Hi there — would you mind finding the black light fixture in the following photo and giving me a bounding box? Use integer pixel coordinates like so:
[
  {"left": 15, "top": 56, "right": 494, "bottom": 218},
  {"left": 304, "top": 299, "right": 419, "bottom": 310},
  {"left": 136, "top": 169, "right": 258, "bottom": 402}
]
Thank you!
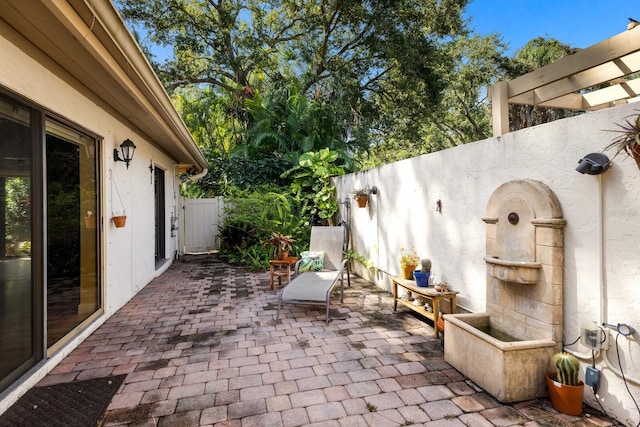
[
  {"left": 575, "top": 152, "right": 610, "bottom": 175},
  {"left": 114, "top": 139, "right": 136, "bottom": 169}
]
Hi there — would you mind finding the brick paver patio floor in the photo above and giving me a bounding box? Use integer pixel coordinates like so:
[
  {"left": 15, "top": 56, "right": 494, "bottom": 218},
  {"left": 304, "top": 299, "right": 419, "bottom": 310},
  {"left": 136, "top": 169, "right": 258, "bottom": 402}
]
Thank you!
[{"left": 39, "top": 255, "right": 620, "bottom": 426}]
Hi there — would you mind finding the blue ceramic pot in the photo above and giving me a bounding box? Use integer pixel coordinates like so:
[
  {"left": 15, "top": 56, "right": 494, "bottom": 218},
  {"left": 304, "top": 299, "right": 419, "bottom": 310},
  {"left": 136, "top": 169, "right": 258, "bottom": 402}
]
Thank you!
[{"left": 413, "top": 270, "right": 430, "bottom": 287}]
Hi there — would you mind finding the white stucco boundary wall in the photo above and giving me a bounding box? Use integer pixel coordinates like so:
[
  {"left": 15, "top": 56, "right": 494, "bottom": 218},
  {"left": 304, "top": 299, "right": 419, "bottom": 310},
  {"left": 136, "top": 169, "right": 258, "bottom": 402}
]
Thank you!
[{"left": 335, "top": 103, "right": 640, "bottom": 426}]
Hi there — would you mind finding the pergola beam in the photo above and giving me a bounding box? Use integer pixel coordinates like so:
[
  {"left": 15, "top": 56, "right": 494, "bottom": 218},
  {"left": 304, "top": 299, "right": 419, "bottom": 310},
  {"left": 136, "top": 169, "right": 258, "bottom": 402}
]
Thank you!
[{"left": 489, "top": 26, "right": 640, "bottom": 136}]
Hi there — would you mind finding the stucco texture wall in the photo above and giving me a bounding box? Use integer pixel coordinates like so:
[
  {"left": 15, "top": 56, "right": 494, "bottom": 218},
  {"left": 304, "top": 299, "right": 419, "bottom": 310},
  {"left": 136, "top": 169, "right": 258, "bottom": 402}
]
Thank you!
[{"left": 335, "top": 102, "right": 640, "bottom": 425}]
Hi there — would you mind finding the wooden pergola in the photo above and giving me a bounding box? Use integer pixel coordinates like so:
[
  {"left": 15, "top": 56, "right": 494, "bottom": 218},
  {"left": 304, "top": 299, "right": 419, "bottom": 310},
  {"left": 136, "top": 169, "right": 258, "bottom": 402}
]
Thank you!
[{"left": 488, "top": 25, "right": 640, "bottom": 136}]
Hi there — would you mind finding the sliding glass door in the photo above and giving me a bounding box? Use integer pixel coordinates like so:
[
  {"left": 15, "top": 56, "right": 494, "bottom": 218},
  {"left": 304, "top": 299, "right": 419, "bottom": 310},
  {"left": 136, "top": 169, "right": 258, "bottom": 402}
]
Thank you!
[
  {"left": 0, "top": 96, "right": 39, "bottom": 392},
  {"left": 45, "top": 121, "right": 100, "bottom": 348},
  {"left": 0, "top": 91, "right": 101, "bottom": 393}
]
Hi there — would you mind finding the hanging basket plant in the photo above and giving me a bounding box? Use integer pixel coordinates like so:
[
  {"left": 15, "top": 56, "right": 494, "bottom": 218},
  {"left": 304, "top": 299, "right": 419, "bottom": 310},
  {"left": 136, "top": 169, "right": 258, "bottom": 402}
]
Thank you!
[
  {"left": 352, "top": 188, "right": 369, "bottom": 208},
  {"left": 112, "top": 215, "right": 127, "bottom": 228},
  {"left": 110, "top": 169, "right": 127, "bottom": 228},
  {"left": 604, "top": 112, "right": 640, "bottom": 170},
  {"left": 84, "top": 211, "right": 97, "bottom": 229}
]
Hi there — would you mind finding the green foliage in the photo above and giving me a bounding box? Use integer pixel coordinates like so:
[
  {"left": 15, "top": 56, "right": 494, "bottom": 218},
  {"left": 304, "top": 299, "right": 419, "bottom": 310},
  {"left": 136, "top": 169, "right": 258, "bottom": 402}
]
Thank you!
[
  {"left": 346, "top": 250, "right": 375, "bottom": 270},
  {"left": 5, "top": 177, "right": 31, "bottom": 246},
  {"left": 116, "top": 0, "right": 470, "bottom": 168},
  {"left": 217, "top": 190, "right": 310, "bottom": 269},
  {"left": 180, "top": 146, "right": 292, "bottom": 198},
  {"left": 358, "top": 32, "right": 509, "bottom": 168},
  {"left": 506, "top": 37, "right": 577, "bottom": 131},
  {"left": 227, "top": 245, "right": 273, "bottom": 271},
  {"left": 282, "top": 149, "right": 346, "bottom": 225},
  {"left": 263, "top": 232, "right": 295, "bottom": 258},
  {"left": 245, "top": 84, "right": 354, "bottom": 167}
]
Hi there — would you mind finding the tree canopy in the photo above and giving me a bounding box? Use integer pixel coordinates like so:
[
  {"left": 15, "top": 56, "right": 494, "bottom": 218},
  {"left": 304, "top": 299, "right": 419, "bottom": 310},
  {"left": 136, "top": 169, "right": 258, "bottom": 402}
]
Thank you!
[
  {"left": 117, "top": 1, "right": 577, "bottom": 189},
  {"left": 119, "top": 0, "right": 470, "bottom": 153}
]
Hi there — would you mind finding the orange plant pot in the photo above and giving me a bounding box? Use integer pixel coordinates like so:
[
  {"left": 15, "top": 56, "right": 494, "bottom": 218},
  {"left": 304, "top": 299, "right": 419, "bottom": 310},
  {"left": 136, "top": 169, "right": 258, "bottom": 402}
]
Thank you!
[
  {"left": 631, "top": 144, "right": 640, "bottom": 170},
  {"left": 355, "top": 196, "right": 368, "bottom": 208},
  {"left": 401, "top": 265, "right": 416, "bottom": 280},
  {"left": 436, "top": 312, "right": 445, "bottom": 334},
  {"left": 112, "top": 215, "right": 127, "bottom": 228},
  {"left": 84, "top": 216, "right": 97, "bottom": 229},
  {"left": 546, "top": 373, "right": 584, "bottom": 416}
]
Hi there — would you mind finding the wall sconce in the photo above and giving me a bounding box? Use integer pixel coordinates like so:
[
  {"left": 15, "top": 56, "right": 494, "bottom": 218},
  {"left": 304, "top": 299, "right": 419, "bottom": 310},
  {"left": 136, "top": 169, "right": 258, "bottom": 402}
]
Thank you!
[
  {"left": 114, "top": 139, "right": 136, "bottom": 169},
  {"left": 576, "top": 153, "right": 609, "bottom": 175}
]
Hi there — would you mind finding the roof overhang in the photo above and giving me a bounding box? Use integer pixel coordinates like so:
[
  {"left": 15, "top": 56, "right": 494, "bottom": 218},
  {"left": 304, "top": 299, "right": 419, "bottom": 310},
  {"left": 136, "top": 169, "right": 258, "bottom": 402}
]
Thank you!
[
  {"left": 0, "top": 0, "right": 207, "bottom": 173},
  {"left": 488, "top": 25, "right": 640, "bottom": 136}
]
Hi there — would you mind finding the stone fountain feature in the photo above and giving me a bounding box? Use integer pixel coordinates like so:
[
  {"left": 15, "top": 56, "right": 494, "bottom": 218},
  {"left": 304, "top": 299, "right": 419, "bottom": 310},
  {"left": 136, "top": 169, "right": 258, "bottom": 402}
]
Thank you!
[{"left": 444, "top": 179, "right": 566, "bottom": 402}]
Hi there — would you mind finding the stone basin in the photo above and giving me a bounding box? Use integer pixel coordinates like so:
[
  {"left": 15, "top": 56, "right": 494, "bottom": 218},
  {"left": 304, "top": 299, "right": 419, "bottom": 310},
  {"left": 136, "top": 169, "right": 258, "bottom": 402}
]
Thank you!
[
  {"left": 444, "top": 313, "right": 556, "bottom": 402},
  {"left": 484, "top": 256, "right": 540, "bottom": 284}
]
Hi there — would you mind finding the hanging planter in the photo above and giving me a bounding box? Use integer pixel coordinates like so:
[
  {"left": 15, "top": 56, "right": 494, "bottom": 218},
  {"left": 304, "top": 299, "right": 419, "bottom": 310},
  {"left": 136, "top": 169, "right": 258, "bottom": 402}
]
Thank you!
[
  {"left": 84, "top": 211, "right": 97, "bottom": 229},
  {"left": 355, "top": 195, "right": 368, "bottom": 208},
  {"left": 352, "top": 188, "right": 369, "bottom": 208},
  {"left": 110, "top": 169, "right": 128, "bottom": 229},
  {"left": 112, "top": 215, "right": 127, "bottom": 228}
]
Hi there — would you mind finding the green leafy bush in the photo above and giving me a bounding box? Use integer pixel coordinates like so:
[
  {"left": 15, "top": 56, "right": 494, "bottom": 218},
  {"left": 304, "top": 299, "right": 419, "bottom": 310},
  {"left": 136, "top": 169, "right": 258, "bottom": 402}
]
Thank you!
[{"left": 218, "top": 190, "right": 310, "bottom": 269}]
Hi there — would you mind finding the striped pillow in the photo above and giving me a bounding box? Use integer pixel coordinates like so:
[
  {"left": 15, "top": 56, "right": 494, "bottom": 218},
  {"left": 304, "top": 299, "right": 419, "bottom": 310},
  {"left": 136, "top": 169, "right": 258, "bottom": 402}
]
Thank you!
[{"left": 298, "top": 251, "right": 324, "bottom": 272}]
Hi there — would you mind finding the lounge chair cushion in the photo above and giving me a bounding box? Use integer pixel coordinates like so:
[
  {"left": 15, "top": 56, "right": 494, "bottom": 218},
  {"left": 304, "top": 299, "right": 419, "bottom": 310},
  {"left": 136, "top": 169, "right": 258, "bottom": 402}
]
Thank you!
[{"left": 298, "top": 251, "right": 324, "bottom": 272}]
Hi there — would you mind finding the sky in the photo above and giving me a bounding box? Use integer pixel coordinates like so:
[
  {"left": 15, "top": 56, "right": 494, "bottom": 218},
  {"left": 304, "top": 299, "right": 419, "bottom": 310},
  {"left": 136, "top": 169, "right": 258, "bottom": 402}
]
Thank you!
[{"left": 464, "top": 0, "right": 639, "bottom": 54}]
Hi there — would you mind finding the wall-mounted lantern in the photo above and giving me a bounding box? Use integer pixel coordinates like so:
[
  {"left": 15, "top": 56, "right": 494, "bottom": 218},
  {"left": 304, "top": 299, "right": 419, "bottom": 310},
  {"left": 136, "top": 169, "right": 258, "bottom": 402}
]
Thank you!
[
  {"left": 575, "top": 152, "right": 609, "bottom": 175},
  {"left": 114, "top": 139, "right": 136, "bottom": 169}
]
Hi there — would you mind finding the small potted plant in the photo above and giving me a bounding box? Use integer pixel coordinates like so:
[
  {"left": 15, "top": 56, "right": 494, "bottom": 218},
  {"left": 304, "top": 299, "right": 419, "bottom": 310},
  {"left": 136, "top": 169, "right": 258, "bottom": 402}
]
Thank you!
[
  {"left": 352, "top": 188, "right": 369, "bottom": 208},
  {"left": 605, "top": 111, "right": 640, "bottom": 170},
  {"left": 546, "top": 352, "right": 584, "bottom": 416},
  {"left": 263, "top": 232, "right": 295, "bottom": 260},
  {"left": 399, "top": 247, "right": 420, "bottom": 280},
  {"left": 414, "top": 258, "right": 431, "bottom": 287},
  {"left": 84, "top": 211, "right": 97, "bottom": 229}
]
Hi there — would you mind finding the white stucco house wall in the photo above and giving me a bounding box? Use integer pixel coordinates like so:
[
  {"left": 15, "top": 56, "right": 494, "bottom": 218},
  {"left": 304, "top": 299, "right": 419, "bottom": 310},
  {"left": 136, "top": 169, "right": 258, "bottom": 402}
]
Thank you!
[{"left": 0, "top": 0, "right": 207, "bottom": 411}]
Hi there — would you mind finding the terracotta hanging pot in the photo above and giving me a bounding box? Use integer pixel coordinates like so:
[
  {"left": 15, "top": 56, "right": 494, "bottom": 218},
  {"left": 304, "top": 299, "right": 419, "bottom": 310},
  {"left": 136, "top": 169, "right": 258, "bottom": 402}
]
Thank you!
[
  {"left": 546, "top": 373, "right": 584, "bottom": 416},
  {"left": 355, "top": 195, "right": 368, "bottom": 208},
  {"left": 112, "top": 215, "right": 127, "bottom": 228},
  {"left": 84, "top": 215, "right": 97, "bottom": 229}
]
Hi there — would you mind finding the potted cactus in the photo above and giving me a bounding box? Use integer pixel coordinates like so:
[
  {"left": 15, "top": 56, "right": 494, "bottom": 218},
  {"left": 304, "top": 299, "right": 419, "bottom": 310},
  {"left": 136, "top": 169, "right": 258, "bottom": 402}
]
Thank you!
[{"left": 546, "top": 352, "right": 584, "bottom": 416}]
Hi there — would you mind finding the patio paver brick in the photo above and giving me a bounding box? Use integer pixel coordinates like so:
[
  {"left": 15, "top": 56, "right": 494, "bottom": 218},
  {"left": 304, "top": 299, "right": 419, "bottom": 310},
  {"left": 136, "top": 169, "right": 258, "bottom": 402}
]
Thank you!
[{"left": 22, "top": 255, "right": 621, "bottom": 427}]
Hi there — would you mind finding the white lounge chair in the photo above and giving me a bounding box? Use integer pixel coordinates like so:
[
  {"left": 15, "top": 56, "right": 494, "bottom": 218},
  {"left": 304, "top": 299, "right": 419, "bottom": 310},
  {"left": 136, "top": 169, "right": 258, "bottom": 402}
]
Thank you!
[{"left": 276, "top": 225, "right": 348, "bottom": 323}]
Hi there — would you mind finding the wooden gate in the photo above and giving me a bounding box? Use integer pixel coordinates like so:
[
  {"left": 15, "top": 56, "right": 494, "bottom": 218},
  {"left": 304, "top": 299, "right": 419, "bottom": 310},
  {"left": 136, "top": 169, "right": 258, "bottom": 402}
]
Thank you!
[{"left": 178, "top": 197, "right": 225, "bottom": 254}]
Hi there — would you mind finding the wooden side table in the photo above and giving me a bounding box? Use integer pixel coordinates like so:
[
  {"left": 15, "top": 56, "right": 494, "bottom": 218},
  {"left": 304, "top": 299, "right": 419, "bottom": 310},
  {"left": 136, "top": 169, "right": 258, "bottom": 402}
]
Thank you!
[
  {"left": 391, "top": 276, "right": 458, "bottom": 338},
  {"left": 269, "top": 257, "right": 298, "bottom": 290}
]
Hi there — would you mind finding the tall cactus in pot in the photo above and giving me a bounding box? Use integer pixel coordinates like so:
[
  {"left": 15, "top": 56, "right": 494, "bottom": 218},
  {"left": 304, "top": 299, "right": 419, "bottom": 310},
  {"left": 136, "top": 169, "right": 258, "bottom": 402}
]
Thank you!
[{"left": 552, "top": 352, "right": 580, "bottom": 386}]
